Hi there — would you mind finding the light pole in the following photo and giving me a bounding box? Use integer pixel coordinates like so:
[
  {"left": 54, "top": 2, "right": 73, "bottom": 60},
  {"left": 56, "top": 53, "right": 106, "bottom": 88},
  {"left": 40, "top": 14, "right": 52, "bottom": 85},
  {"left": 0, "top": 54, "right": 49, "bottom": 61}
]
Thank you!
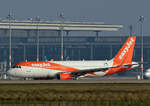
[
  {"left": 24, "top": 45, "right": 26, "bottom": 61},
  {"left": 59, "top": 13, "right": 64, "bottom": 61},
  {"left": 129, "top": 24, "right": 133, "bottom": 36},
  {"left": 7, "top": 12, "right": 13, "bottom": 69},
  {"left": 35, "top": 16, "right": 40, "bottom": 61},
  {"left": 139, "top": 16, "right": 144, "bottom": 79}
]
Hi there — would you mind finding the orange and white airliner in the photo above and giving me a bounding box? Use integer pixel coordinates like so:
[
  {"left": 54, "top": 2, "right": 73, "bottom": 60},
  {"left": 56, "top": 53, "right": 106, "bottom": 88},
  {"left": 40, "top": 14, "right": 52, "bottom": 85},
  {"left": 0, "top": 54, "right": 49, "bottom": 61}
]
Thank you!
[{"left": 7, "top": 36, "right": 138, "bottom": 80}]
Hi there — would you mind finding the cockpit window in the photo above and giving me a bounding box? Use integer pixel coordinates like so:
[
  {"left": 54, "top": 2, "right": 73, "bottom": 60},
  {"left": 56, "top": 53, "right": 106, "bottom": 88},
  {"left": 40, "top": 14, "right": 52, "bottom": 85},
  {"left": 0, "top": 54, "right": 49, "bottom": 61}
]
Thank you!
[{"left": 12, "top": 66, "right": 21, "bottom": 68}]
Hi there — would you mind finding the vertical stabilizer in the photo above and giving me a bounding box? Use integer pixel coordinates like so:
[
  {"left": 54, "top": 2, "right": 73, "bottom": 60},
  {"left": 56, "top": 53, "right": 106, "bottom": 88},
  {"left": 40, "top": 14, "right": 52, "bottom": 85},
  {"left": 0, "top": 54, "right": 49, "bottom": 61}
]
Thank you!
[{"left": 113, "top": 36, "right": 136, "bottom": 66}]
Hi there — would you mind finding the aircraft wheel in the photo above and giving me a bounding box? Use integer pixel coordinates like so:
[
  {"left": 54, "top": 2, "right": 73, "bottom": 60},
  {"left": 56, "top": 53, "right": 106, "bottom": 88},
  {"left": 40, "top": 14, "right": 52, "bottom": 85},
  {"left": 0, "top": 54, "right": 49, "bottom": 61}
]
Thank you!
[{"left": 72, "top": 76, "right": 78, "bottom": 80}]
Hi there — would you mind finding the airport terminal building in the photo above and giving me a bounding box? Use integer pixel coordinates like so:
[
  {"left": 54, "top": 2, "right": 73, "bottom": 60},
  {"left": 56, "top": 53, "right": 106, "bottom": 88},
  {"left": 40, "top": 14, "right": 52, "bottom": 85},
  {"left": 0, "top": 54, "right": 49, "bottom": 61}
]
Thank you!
[{"left": 0, "top": 19, "right": 148, "bottom": 77}]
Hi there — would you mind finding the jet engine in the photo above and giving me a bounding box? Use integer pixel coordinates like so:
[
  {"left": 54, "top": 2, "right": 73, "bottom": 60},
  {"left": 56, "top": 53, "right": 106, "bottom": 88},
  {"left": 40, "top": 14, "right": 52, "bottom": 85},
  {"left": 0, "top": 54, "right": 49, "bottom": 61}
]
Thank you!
[{"left": 57, "top": 73, "right": 73, "bottom": 80}]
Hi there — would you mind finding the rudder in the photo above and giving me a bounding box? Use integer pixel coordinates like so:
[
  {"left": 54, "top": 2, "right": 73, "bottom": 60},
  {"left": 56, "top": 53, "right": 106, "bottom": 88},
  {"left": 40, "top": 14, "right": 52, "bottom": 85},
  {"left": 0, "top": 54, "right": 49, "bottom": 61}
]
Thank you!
[{"left": 113, "top": 36, "right": 136, "bottom": 66}]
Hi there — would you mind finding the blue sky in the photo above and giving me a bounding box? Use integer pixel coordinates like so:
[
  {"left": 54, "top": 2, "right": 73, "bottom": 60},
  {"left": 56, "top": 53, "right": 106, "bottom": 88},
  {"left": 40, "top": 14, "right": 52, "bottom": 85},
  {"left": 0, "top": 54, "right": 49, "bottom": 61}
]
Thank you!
[{"left": 0, "top": 0, "right": 149, "bottom": 36}]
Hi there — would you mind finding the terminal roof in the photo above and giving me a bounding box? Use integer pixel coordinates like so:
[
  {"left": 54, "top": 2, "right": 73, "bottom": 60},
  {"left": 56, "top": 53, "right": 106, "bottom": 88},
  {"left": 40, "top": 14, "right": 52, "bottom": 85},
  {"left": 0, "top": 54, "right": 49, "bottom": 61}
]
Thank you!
[{"left": 0, "top": 20, "right": 123, "bottom": 31}]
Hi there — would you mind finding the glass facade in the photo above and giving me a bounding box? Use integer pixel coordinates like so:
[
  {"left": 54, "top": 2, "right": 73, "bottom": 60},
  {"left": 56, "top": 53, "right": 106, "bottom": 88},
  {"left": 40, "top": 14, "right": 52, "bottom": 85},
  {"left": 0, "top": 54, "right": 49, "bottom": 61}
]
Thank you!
[{"left": 0, "top": 29, "right": 149, "bottom": 76}]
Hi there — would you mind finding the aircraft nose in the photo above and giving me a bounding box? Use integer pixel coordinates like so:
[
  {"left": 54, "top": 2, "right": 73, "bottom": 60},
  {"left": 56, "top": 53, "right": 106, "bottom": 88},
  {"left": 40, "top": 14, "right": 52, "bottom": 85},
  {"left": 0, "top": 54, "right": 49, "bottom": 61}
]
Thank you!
[
  {"left": 7, "top": 69, "right": 11, "bottom": 75},
  {"left": 7, "top": 69, "right": 14, "bottom": 76}
]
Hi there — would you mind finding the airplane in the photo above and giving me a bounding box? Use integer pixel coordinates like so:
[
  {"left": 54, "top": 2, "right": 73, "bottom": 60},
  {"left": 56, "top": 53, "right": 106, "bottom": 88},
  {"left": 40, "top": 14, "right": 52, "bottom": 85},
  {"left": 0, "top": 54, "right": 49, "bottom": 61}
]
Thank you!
[
  {"left": 7, "top": 36, "right": 139, "bottom": 80},
  {"left": 144, "top": 69, "right": 150, "bottom": 78}
]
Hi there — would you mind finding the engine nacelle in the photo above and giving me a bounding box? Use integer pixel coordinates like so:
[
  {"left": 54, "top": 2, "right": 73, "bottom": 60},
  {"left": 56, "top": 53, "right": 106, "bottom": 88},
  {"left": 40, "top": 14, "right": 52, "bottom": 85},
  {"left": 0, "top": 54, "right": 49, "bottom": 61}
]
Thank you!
[{"left": 57, "top": 73, "right": 73, "bottom": 80}]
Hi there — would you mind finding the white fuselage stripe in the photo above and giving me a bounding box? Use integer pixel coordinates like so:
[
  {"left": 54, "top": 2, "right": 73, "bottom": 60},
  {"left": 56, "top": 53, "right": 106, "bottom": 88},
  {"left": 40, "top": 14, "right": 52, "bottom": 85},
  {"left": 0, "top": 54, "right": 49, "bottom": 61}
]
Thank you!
[{"left": 8, "top": 60, "right": 114, "bottom": 78}]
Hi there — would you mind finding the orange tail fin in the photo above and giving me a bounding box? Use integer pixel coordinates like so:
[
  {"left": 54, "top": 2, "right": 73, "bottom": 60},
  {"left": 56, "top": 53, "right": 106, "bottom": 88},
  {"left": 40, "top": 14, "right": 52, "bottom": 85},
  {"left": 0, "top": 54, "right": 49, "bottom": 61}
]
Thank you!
[{"left": 113, "top": 36, "right": 136, "bottom": 66}]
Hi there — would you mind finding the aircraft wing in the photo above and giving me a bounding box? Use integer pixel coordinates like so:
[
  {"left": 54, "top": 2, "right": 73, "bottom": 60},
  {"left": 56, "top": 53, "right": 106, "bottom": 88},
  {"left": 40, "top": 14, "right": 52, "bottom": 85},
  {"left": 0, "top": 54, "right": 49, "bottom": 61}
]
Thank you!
[
  {"left": 66, "top": 63, "right": 138, "bottom": 77},
  {"left": 67, "top": 65, "right": 119, "bottom": 77}
]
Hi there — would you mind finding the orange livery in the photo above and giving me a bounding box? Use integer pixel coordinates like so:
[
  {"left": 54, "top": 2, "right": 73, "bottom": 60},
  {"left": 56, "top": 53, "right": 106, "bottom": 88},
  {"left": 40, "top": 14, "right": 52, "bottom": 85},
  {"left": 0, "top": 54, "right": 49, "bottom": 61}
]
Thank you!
[{"left": 8, "top": 36, "right": 138, "bottom": 80}]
